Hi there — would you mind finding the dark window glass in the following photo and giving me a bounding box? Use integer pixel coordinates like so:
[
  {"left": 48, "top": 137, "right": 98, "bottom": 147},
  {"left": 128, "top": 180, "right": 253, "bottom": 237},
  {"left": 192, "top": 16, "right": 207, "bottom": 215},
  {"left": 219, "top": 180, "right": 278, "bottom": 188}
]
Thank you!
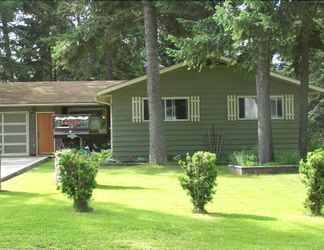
[
  {"left": 144, "top": 99, "right": 149, "bottom": 121},
  {"left": 165, "top": 99, "right": 173, "bottom": 120},
  {"left": 175, "top": 99, "right": 188, "bottom": 119},
  {"left": 239, "top": 98, "right": 245, "bottom": 119},
  {"left": 143, "top": 99, "right": 164, "bottom": 121},
  {"left": 277, "top": 98, "right": 283, "bottom": 117}
]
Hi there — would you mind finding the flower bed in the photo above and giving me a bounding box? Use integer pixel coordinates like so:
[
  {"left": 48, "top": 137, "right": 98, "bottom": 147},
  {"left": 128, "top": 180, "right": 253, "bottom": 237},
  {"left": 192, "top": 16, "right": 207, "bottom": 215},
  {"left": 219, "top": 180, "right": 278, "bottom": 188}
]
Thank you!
[{"left": 229, "top": 164, "right": 298, "bottom": 175}]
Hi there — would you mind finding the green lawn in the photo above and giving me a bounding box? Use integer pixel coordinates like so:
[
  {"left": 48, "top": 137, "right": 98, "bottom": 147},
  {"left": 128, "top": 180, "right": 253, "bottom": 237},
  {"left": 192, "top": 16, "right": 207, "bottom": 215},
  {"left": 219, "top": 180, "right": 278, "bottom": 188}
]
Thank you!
[{"left": 0, "top": 160, "right": 323, "bottom": 250}]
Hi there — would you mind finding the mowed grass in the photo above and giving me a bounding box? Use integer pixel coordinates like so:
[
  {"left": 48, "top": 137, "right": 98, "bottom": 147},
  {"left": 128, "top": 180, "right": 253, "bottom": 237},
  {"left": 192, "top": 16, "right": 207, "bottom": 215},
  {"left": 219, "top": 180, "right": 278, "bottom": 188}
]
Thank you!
[{"left": 0, "top": 160, "right": 324, "bottom": 250}]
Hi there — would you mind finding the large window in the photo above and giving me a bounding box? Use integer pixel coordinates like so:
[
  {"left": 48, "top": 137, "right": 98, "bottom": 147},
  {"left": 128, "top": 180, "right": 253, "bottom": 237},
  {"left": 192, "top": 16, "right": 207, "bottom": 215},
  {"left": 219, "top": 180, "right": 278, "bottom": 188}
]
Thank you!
[
  {"left": 238, "top": 96, "right": 284, "bottom": 120},
  {"left": 143, "top": 97, "right": 189, "bottom": 121}
]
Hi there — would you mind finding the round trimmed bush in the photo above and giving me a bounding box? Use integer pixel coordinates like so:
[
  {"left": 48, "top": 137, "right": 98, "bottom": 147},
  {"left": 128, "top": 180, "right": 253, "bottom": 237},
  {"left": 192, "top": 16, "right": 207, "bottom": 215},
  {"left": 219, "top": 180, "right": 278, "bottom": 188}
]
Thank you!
[
  {"left": 178, "top": 151, "right": 218, "bottom": 213},
  {"left": 299, "top": 149, "right": 324, "bottom": 216}
]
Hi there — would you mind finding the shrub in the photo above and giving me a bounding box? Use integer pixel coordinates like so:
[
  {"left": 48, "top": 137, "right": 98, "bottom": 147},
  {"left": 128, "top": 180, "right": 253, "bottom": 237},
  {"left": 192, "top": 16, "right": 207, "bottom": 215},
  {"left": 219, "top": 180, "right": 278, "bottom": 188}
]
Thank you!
[
  {"left": 299, "top": 149, "right": 324, "bottom": 216},
  {"left": 230, "top": 150, "right": 258, "bottom": 166},
  {"left": 274, "top": 150, "right": 299, "bottom": 165},
  {"left": 58, "top": 149, "right": 99, "bottom": 212},
  {"left": 178, "top": 151, "right": 218, "bottom": 213},
  {"left": 91, "top": 150, "right": 112, "bottom": 166}
]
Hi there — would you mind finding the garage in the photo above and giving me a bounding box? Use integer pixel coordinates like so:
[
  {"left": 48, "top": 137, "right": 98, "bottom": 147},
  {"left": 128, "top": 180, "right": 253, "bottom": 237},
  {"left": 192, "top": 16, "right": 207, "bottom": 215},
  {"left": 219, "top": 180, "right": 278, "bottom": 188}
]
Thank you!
[
  {"left": 0, "top": 112, "right": 29, "bottom": 156},
  {"left": 0, "top": 81, "right": 117, "bottom": 156}
]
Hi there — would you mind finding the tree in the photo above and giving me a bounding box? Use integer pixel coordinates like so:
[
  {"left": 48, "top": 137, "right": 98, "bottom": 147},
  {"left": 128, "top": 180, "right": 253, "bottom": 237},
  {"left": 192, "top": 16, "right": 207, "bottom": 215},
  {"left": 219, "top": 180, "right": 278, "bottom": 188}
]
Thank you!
[
  {"left": 216, "top": 1, "right": 282, "bottom": 163},
  {"left": 286, "top": 1, "right": 322, "bottom": 159},
  {"left": 274, "top": 1, "right": 323, "bottom": 158},
  {"left": 52, "top": 0, "right": 144, "bottom": 81},
  {"left": 0, "top": 0, "right": 21, "bottom": 81},
  {"left": 143, "top": 0, "right": 167, "bottom": 164},
  {"left": 170, "top": 1, "right": 280, "bottom": 163}
]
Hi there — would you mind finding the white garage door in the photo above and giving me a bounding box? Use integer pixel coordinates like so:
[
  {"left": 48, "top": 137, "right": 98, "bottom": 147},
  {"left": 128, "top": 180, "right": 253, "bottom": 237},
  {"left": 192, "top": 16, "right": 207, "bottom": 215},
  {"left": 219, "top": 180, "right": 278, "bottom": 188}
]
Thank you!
[{"left": 0, "top": 112, "right": 29, "bottom": 156}]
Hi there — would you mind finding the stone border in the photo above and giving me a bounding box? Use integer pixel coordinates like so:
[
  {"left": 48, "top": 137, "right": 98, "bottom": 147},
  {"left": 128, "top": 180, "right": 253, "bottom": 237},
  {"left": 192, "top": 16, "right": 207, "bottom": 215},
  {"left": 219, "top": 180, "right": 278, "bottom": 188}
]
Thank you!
[{"left": 229, "top": 164, "right": 298, "bottom": 175}]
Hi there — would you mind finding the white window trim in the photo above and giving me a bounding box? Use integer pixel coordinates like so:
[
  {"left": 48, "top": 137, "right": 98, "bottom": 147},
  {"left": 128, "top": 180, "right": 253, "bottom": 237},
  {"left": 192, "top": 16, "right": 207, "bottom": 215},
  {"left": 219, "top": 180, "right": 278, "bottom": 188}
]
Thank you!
[
  {"left": 163, "top": 97, "right": 190, "bottom": 122},
  {"left": 142, "top": 97, "right": 190, "bottom": 122},
  {"left": 237, "top": 95, "right": 285, "bottom": 120}
]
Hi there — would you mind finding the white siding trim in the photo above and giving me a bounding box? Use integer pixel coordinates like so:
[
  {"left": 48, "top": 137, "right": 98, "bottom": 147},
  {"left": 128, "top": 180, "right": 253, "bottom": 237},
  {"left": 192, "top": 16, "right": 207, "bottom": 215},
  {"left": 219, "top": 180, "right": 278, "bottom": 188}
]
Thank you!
[
  {"left": 132, "top": 97, "right": 143, "bottom": 123},
  {"left": 284, "top": 95, "right": 295, "bottom": 120},
  {"left": 227, "top": 95, "right": 238, "bottom": 120},
  {"left": 190, "top": 96, "right": 200, "bottom": 122}
]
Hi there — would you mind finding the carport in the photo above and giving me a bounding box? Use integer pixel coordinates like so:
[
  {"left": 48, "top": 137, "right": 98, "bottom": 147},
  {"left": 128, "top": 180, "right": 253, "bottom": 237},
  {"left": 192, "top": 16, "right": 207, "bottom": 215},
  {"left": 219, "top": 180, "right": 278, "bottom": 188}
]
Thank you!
[{"left": 0, "top": 156, "right": 48, "bottom": 182}]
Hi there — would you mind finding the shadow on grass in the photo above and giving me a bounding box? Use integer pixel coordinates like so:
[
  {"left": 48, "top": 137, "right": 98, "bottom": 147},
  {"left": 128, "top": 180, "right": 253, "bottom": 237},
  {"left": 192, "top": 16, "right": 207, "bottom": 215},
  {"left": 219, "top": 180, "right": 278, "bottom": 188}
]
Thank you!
[
  {"left": 206, "top": 212, "right": 276, "bottom": 221},
  {"left": 0, "top": 190, "right": 57, "bottom": 200},
  {"left": 96, "top": 184, "right": 153, "bottom": 190},
  {"left": 1, "top": 189, "right": 324, "bottom": 249},
  {"left": 102, "top": 163, "right": 183, "bottom": 176}
]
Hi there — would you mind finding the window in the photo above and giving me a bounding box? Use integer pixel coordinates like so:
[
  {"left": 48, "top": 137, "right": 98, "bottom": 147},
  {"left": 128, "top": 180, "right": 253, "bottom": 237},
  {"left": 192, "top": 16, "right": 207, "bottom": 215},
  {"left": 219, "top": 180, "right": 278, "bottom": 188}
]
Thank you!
[
  {"left": 143, "top": 99, "right": 149, "bottom": 121},
  {"left": 164, "top": 98, "right": 189, "bottom": 121},
  {"left": 238, "top": 96, "right": 284, "bottom": 120},
  {"left": 238, "top": 97, "right": 257, "bottom": 119},
  {"left": 143, "top": 97, "right": 189, "bottom": 121},
  {"left": 271, "top": 96, "right": 283, "bottom": 119},
  {"left": 143, "top": 99, "right": 165, "bottom": 121}
]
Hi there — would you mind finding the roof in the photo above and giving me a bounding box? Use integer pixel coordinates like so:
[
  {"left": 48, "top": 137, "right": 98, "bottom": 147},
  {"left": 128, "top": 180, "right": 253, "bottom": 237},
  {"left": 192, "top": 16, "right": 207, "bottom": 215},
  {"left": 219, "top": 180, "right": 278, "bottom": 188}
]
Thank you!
[
  {"left": 0, "top": 80, "right": 125, "bottom": 107},
  {"left": 96, "top": 63, "right": 324, "bottom": 97}
]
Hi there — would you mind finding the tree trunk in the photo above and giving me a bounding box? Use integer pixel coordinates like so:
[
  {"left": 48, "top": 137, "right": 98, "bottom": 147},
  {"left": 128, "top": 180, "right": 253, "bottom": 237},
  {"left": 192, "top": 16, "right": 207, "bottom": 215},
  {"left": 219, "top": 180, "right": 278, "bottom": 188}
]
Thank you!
[
  {"left": 256, "top": 37, "right": 273, "bottom": 164},
  {"left": 2, "top": 18, "right": 13, "bottom": 81},
  {"left": 143, "top": 0, "right": 167, "bottom": 164},
  {"left": 297, "top": 11, "right": 311, "bottom": 160},
  {"left": 105, "top": 49, "right": 113, "bottom": 80}
]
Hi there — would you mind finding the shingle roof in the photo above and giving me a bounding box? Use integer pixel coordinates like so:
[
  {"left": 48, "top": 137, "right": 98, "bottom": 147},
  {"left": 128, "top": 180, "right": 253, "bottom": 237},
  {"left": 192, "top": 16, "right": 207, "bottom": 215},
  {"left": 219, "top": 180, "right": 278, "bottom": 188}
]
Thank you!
[
  {"left": 0, "top": 80, "right": 125, "bottom": 107},
  {"left": 97, "top": 63, "right": 324, "bottom": 97}
]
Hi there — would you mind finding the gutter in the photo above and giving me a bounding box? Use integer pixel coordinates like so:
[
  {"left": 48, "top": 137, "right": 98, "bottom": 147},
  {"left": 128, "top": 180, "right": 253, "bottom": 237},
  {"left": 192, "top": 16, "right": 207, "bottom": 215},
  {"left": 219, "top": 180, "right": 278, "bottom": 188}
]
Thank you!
[{"left": 0, "top": 102, "right": 100, "bottom": 108}]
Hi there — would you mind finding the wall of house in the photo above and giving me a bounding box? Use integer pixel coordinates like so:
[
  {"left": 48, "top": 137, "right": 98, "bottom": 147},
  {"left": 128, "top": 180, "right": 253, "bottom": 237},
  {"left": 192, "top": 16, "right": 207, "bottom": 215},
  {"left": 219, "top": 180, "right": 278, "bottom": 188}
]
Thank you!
[
  {"left": 110, "top": 64, "right": 300, "bottom": 161},
  {"left": 0, "top": 106, "right": 61, "bottom": 156}
]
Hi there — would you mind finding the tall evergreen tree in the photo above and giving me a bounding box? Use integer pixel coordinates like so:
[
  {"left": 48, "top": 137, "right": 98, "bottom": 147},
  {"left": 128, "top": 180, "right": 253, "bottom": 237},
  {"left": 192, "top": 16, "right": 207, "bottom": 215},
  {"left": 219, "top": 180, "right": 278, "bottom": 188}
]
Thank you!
[
  {"left": 0, "top": 0, "right": 21, "bottom": 81},
  {"left": 170, "top": 0, "right": 281, "bottom": 163},
  {"left": 143, "top": 0, "right": 167, "bottom": 164}
]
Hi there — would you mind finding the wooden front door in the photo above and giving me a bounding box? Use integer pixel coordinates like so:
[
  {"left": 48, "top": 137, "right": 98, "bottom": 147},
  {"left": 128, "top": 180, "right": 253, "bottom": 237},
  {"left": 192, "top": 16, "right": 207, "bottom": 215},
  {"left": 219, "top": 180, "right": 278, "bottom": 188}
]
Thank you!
[{"left": 37, "top": 113, "right": 54, "bottom": 155}]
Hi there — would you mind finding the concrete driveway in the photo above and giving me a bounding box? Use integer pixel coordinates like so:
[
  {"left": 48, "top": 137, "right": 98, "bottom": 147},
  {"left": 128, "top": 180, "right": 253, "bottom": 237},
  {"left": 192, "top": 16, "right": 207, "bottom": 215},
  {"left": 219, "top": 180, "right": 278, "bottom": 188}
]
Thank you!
[{"left": 0, "top": 157, "right": 48, "bottom": 182}]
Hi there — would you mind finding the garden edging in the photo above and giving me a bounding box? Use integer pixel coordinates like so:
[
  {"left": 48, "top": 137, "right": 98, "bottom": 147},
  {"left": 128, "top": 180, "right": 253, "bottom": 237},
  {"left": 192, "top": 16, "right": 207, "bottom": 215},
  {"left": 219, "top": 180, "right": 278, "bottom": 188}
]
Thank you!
[{"left": 229, "top": 164, "right": 298, "bottom": 175}]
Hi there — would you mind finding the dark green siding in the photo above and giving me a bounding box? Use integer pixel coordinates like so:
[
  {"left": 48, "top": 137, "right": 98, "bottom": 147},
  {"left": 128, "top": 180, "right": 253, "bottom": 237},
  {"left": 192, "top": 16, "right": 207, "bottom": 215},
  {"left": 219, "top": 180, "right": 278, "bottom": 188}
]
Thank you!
[{"left": 111, "top": 65, "right": 299, "bottom": 161}]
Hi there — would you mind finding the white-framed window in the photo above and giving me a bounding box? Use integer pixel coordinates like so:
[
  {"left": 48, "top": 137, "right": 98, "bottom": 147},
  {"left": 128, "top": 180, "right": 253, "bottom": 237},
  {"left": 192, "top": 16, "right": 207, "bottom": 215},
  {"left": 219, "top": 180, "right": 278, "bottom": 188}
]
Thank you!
[
  {"left": 271, "top": 96, "right": 284, "bottom": 119},
  {"left": 238, "top": 96, "right": 284, "bottom": 120},
  {"left": 164, "top": 97, "right": 189, "bottom": 121},
  {"left": 238, "top": 96, "right": 258, "bottom": 120},
  {"left": 143, "top": 97, "right": 189, "bottom": 121}
]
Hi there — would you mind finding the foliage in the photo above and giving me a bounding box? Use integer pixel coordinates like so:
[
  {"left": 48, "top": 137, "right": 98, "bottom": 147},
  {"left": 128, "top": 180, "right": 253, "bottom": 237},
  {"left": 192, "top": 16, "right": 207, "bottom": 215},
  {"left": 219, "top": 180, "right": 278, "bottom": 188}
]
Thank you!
[
  {"left": 230, "top": 150, "right": 258, "bottom": 166},
  {"left": 90, "top": 150, "right": 112, "bottom": 166},
  {"left": 57, "top": 149, "right": 99, "bottom": 212},
  {"left": 309, "top": 98, "right": 324, "bottom": 150},
  {"left": 231, "top": 149, "right": 299, "bottom": 166},
  {"left": 274, "top": 150, "right": 299, "bottom": 165},
  {"left": 178, "top": 151, "right": 218, "bottom": 213},
  {"left": 299, "top": 149, "right": 324, "bottom": 216}
]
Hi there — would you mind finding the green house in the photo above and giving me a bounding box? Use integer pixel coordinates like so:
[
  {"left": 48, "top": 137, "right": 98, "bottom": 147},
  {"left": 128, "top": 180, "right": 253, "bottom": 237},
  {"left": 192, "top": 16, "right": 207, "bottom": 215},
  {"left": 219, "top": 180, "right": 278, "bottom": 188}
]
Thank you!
[{"left": 97, "top": 63, "right": 324, "bottom": 162}]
